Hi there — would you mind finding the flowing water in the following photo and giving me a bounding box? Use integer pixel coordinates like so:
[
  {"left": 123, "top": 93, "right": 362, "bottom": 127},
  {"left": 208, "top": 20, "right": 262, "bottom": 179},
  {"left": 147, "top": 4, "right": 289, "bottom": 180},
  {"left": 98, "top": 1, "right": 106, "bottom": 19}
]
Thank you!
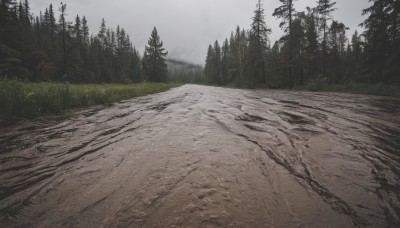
[{"left": 1, "top": 85, "right": 399, "bottom": 227}]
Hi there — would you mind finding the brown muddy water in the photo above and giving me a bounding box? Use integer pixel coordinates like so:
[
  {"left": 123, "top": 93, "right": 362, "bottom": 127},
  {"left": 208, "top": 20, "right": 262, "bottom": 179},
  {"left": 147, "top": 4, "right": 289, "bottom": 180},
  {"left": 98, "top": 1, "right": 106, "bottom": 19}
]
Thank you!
[{"left": 0, "top": 85, "right": 399, "bottom": 227}]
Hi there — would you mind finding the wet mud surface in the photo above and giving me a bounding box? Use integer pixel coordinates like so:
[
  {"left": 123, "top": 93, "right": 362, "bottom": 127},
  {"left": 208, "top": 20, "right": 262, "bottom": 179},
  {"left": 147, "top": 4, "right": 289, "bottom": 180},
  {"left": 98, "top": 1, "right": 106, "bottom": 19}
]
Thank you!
[{"left": 1, "top": 85, "right": 400, "bottom": 227}]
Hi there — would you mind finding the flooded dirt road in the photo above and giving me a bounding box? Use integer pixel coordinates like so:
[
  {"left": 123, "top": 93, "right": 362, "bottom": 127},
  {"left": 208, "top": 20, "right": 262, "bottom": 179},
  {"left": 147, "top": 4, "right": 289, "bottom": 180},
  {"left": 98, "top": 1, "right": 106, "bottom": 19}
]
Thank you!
[{"left": 1, "top": 85, "right": 400, "bottom": 227}]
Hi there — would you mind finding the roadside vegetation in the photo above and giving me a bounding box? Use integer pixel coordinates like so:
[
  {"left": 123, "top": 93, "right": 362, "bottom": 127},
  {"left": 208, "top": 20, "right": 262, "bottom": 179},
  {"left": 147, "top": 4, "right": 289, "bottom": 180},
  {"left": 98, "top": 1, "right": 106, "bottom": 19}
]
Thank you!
[
  {"left": 0, "top": 81, "right": 179, "bottom": 125},
  {"left": 295, "top": 82, "right": 400, "bottom": 98}
]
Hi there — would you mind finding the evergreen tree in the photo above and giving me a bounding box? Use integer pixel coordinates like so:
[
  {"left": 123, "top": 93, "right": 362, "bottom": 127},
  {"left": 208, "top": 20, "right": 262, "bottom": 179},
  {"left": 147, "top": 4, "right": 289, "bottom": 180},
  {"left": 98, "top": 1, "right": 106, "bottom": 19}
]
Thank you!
[
  {"left": 23, "top": 0, "right": 30, "bottom": 26},
  {"left": 273, "top": 0, "right": 295, "bottom": 85},
  {"left": 48, "top": 3, "right": 56, "bottom": 39},
  {"left": 248, "top": 0, "right": 271, "bottom": 85},
  {"left": 0, "top": 0, "right": 16, "bottom": 26},
  {"left": 82, "top": 16, "right": 89, "bottom": 49},
  {"left": 316, "top": 0, "right": 337, "bottom": 79},
  {"left": 43, "top": 8, "right": 49, "bottom": 32},
  {"left": 221, "top": 39, "right": 229, "bottom": 85},
  {"left": 143, "top": 27, "right": 168, "bottom": 82},
  {"left": 232, "top": 26, "right": 248, "bottom": 86},
  {"left": 59, "top": 2, "right": 68, "bottom": 75},
  {"left": 351, "top": 30, "right": 362, "bottom": 66},
  {"left": 304, "top": 7, "right": 319, "bottom": 81},
  {"left": 213, "top": 40, "right": 222, "bottom": 85},
  {"left": 327, "top": 20, "right": 347, "bottom": 82},
  {"left": 361, "top": 0, "right": 400, "bottom": 83},
  {"left": 98, "top": 18, "right": 106, "bottom": 46},
  {"left": 0, "top": 0, "right": 17, "bottom": 40},
  {"left": 291, "top": 16, "right": 306, "bottom": 85},
  {"left": 74, "top": 15, "right": 82, "bottom": 46},
  {"left": 205, "top": 45, "right": 214, "bottom": 84}
]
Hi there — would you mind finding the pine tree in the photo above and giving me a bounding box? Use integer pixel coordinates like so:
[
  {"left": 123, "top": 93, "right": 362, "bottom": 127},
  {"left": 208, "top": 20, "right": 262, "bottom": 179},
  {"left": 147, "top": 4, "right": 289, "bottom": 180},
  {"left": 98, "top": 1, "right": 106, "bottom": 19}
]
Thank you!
[
  {"left": 273, "top": 0, "right": 295, "bottom": 85},
  {"left": 291, "top": 16, "right": 306, "bottom": 85},
  {"left": 327, "top": 20, "right": 347, "bottom": 82},
  {"left": 268, "top": 41, "right": 282, "bottom": 86},
  {"left": 130, "top": 48, "right": 142, "bottom": 83},
  {"left": 213, "top": 40, "right": 222, "bottom": 85},
  {"left": 143, "top": 27, "right": 168, "bottom": 82},
  {"left": 82, "top": 16, "right": 89, "bottom": 49},
  {"left": 316, "top": 0, "right": 337, "bottom": 79},
  {"left": 0, "top": 0, "right": 16, "bottom": 40},
  {"left": 23, "top": 0, "right": 30, "bottom": 26},
  {"left": 98, "top": 18, "right": 107, "bottom": 48},
  {"left": 205, "top": 45, "right": 214, "bottom": 84},
  {"left": 351, "top": 30, "right": 361, "bottom": 65},
  {"left": 48, "top": 4, "right": 56, "bottom": 39},
  {"left": 248, "top": 0, "right": 271, "bottom": 85},
  {"left": 231, "top": 26, "right": 248, "bottom": 86},
  {"left": 221, "top": 39, "right": 229, "bottom": 85},
  {"left": 74, "top": 15, "right": 82, "bottom": 46},
  {"left": 17, "top": 2, "right": 23, "bottom": 22},
  {"left": 361, "top": 0, "right": 400, "bottom": 83},
  {"left": 0, "top": 0, "right": 16, "bottom": 26},
  {"left": 59, "top": 2, "right": 68, "bottom": 75},
  {"left": 42, "top": 8, "right": 49, "bottom": 32},
  {"left": 304, "top": 7, "right": 319, "bottom": 81}
]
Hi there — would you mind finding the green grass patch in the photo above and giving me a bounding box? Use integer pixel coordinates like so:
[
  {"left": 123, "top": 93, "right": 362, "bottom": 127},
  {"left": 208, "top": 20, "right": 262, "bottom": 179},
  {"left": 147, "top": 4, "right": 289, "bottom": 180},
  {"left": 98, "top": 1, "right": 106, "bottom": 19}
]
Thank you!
[
  {"left": 0, "top": 81, "right": 180, "bottom": 125},
  {"left": 295, "top": 82, "right": 400, "bottom": 98}
]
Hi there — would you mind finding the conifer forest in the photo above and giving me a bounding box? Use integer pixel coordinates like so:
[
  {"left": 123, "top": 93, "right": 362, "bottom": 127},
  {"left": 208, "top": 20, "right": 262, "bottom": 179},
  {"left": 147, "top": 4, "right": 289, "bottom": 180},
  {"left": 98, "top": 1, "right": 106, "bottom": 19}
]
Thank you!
[{"left": 205, "top": 0, "right": 400, "bottom": 88}]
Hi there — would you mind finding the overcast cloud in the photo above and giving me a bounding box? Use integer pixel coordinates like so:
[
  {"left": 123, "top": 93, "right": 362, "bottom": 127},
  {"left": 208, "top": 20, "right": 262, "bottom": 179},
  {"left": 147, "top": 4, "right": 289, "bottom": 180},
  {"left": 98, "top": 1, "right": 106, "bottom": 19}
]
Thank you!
[{"left": 30, "top": 0, "right": 370, "bottom": 65}]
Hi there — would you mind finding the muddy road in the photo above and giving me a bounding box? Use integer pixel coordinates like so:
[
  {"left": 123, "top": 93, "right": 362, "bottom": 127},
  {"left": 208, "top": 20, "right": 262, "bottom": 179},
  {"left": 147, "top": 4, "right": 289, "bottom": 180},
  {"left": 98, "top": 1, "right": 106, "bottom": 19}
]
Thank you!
[{"left": 1, "top": 85, "right": 400, "bottom": 227}]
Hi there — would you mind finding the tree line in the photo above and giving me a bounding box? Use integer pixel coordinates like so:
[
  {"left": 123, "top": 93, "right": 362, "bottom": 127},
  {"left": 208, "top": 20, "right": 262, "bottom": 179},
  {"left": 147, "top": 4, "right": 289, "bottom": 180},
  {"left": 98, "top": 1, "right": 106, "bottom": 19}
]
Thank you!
[
  {"left": 205, "top": 0, "right": 400, "bottom": 88},
  {"left": 0, "top": 0, "right": 177, "bottom": 83}
]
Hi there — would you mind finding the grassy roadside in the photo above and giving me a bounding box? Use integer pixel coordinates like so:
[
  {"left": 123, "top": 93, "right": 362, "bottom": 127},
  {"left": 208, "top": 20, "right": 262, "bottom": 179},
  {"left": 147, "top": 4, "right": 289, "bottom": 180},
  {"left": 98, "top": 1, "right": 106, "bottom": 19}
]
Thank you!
[
  {"left": 212, "top": 81, "right": 400, "bottom": 98},
  {"left": 0, "top": 81, "right": 180, "bottom": 126},
  {"left": 294, "top": 82, "right": 400, "bottom": 98}
]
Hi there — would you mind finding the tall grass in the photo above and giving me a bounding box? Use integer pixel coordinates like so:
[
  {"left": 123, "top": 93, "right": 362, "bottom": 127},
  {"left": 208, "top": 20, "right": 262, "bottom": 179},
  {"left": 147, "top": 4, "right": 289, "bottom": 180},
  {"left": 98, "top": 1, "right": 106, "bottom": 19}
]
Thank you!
[
  {"left": 0, "top": 81, "right": 179, "bottom": 125},
  {"left": 296, "top": 82, "right": 400, "bottom": 98}
]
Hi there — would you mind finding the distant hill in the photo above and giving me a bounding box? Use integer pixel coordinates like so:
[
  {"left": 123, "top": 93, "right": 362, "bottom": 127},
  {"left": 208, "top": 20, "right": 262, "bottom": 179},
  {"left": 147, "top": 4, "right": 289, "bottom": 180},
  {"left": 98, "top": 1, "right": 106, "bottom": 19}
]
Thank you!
[{"left": 167, "top": 59, "right": 204, "bottom": 84}]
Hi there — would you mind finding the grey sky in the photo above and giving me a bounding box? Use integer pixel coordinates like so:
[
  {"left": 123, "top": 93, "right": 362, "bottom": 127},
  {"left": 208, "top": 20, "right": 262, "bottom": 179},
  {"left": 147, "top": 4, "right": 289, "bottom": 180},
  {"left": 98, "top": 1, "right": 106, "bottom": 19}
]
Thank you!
[{"left": 30, "top": 0, "right": 370, "bottom": 65}]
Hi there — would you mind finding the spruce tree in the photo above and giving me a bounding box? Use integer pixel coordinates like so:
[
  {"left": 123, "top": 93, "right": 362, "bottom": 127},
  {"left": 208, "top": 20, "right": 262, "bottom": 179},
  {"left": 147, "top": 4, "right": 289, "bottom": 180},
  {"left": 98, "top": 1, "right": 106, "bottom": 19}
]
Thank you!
[
  {"left": 304, "top": 7, "right": 319, "bottom": 81},
  {"left": 98, "top": 18, "right": 106, "bottom": 46},
  {"left": 327, "top": 20, "right": 347, "bottom": 82},
  {"left": 316, "top": 0, "right": 336, "bottom": 79},
  {"left": 23, "top": 0, "right": 30, "bottom": 26},
  {"left": 213, "top": 40, "right": 222, "bottom": 85},
  {"left": 48, "top": 4, "right": 56, "bottom": 39},
  {"left": 82, "top": 16, "right": 89, "bottom": 49},
  {"left": 74, "top": 15, "right": 82, "bottom": 46},
  {"left": 0, "top": 0, "right": 16, "bottom": 26},
  {"left": 273, "top": 0, "right": 295, "bottom": 85},
  {"left": 232, "top": 26, "right": 248, "bottom": 86},
  {"left": 249, "top": 0, "right": 271, "bottom": 85},
  {"left": 205, "top": 45, "right": 214, "bottom": 84},
  {"left": 361, "top": 0, "right": 400, "bottom": 83},
  {"left": 143, "top": 27, "right": 168, "bottom": 82},
  {"left": 351, "top": 30, "right": 361, "bottom": 65},
  {"left": 43, "top": 8, "right": 49, "bottom": 32},
  {"left": 221, "top": 39, "right": 229, "bottom": 85},
  {"left": 59, "top": 2, "right": 68, "bottom": 75},
  {"left": 0, "top": 0, "right": 16, "bottom": 41}
]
